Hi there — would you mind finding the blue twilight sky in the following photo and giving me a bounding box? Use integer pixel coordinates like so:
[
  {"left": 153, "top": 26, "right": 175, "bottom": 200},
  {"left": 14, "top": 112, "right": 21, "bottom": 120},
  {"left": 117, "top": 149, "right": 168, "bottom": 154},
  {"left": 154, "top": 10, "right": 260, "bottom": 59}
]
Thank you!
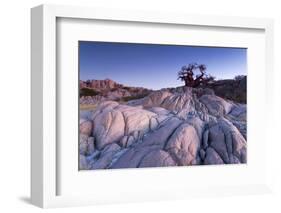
[{"left": 79, "top": 41, "right": 247, "bottom": 90}]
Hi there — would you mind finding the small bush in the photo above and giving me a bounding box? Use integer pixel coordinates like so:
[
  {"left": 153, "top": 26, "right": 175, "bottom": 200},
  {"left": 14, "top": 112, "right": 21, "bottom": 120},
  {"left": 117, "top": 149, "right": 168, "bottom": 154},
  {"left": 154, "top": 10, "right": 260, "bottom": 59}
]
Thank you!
[
  {"left": 122, "top": 86, "right": 130, "bottom": 90},
  {"left": 80, "top": 88, "right": 100, "bottom": 97},
  {"left": 121, "top": 93, "right": 150, "bottom": 102}
]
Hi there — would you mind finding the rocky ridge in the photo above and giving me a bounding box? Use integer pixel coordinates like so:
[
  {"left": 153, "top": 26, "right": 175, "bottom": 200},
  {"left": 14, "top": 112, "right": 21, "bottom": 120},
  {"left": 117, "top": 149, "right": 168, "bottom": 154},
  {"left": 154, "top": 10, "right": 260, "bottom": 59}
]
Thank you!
[
  {"left": 80, "top": 79, "right": 152, "bottom": 105},
  {"left": 80, "top": 78, "right": 123, "bottom": 90}
]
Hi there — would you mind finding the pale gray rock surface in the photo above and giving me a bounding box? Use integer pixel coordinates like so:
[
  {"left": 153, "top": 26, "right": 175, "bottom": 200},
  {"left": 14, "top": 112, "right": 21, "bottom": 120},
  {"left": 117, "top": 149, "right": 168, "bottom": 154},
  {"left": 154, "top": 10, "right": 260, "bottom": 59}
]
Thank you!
[
  {"left": 79, "top": 154, "right": 89, "bottom": 170},
  {"left": 80, "top": 95, "right": 106, "bottom": 105},
  {"left": 90, "top": 143, "right": 121, "bottom": 169},
  {"left": 79, "top": 134, "right": 95, "bottom": 155},
  {"left": 79, "top": 87, "right": 247, "bottom": 169},
  {"left": 165, "top": 123, "right": 201, "bottom": 165},
  {"left": 138, "top": 150, "right": 176, "bottom": 167},
  {"left": 204, "top": 147, "right": 224, "bottom": 165},
  {"left": 92, "top": 102, "right": 156, "bottom": 149},
  {"left": 199, "top": 94, "right": 233, "bottom": 116},
  {"left": 79, "top": 119, "right": 93, "bottom": 136},
  {"left": 93, "top": 107, "right": 125, "bottom": 149},
  {"left": 105, "top": 89, "right": 132, "bottom": 100}
]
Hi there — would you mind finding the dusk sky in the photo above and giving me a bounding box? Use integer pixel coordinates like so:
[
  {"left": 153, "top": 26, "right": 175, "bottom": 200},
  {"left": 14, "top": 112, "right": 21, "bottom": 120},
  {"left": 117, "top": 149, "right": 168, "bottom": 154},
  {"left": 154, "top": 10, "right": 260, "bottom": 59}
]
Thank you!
[{"left": 79, "top": 41, "right": 247, "bottom": 90}]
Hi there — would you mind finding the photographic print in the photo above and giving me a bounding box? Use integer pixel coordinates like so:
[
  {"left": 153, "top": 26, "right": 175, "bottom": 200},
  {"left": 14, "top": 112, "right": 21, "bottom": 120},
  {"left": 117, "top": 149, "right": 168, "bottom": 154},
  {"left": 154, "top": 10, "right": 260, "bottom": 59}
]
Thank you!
[{"left": 79, "top": 41, "right": 247, "bottom": 170}]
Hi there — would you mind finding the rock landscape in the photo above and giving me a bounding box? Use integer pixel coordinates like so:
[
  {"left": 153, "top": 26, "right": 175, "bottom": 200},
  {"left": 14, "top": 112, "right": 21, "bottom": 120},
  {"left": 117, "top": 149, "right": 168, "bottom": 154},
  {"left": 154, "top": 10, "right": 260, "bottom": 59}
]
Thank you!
[
  {"left": 79, "top": 78, "right": 247, "bottom": 170},
  {"left": 80, "top": 79, "right": 151, "bottom": 105}
]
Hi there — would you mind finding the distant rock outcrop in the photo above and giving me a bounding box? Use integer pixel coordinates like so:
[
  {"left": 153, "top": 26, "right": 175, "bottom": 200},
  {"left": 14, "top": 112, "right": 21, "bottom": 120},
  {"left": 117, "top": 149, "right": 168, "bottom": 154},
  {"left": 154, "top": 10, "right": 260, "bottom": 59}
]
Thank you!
[
  {"left": 80, "top": 78, "right": 123, "bottom": 90},
  {"left": 203, "top": 76, "right": 247, "bottom": 103},
  {"left": 79, "top": 86, "right": 247, "bottom": 170},
  {"left": 80, "top": 79, "right": 152, "bottom": 105}
]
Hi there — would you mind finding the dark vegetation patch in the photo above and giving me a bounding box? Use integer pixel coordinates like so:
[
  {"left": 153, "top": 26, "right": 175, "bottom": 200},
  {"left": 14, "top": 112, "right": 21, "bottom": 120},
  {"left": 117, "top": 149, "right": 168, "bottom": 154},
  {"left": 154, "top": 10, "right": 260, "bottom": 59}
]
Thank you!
[
  {"left": 202, "top": 76, "right": 247, "bottom": 104},
  {"left": 119, "top": 92, "right": 150, "bottom": 102},
  {"left": 80, "top": 88, "right": 100, "bottom": 97}
]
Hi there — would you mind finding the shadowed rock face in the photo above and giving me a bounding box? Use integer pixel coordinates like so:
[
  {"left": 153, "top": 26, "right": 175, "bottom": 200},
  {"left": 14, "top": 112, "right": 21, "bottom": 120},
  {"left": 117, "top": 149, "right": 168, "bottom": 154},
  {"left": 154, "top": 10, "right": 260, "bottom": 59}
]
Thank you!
[
  {"left": 202, "top": 76, "right": 247, "bottom": 104},
  {"left": 79, "top": 87, "right": 247, "bottom": 170}
]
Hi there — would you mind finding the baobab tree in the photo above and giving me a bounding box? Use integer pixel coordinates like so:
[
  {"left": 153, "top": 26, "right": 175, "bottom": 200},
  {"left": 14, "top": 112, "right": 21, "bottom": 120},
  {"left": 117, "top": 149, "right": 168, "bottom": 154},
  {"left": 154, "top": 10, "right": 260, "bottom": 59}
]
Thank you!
[{"left": 178, "top": 63, "right": 214, "bottom": 87}]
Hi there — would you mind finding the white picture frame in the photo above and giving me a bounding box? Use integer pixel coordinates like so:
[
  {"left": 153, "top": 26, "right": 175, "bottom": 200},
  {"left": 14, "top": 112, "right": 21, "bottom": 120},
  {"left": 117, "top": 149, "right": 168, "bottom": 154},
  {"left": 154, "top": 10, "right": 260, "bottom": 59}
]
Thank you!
[{"left": 31, "top": 4, "right": 274, "bottom": 208}]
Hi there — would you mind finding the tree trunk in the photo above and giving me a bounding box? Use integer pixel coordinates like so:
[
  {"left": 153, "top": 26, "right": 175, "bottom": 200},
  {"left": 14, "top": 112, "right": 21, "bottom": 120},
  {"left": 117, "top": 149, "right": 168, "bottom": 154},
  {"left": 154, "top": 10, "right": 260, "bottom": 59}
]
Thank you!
[{"left": 184, "top": 79, "right": 189, "bottom": 86}]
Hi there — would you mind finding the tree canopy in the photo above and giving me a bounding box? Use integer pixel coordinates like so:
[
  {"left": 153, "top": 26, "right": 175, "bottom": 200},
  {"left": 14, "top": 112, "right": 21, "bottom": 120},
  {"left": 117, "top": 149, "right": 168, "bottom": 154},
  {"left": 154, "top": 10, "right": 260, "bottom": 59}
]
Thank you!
[{"left": 177, "top": 63, "right": 214, "bottom": 87}]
